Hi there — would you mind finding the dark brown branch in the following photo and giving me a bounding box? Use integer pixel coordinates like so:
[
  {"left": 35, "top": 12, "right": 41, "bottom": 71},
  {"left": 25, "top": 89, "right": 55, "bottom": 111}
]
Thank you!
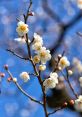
[
  {"left": 48, "top": 107, "right": 64, "bottom": 116},
  {"left": 24, "top": 0, "right": 32, "bottom": 23},
  {"left": 6, "top": 49, "right": 29, "bottom": 60},
  {"left": 22, "top": 1, "right": 48, "bottom": 116},
  {"left": 23, "top": 0, "right": 32, "bottom": 58}
]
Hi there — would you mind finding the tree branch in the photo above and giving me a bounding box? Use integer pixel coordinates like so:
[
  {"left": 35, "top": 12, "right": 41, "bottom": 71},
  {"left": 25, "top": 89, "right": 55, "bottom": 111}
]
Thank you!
[
  {"left": 65, "top": 69, "right": 78, "bottom": 99},
  {"left": 6, "top": 49, "right": 28, "bottom": 60},
  {"left": 6, "top": 69, "right": 43, "bottom": 106},
  {"left": 48, "top": 107, "right": 64, "bottom": 116}
]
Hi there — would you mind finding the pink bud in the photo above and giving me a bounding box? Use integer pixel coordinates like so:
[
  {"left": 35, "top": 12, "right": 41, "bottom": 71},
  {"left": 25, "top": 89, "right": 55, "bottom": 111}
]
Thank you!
[
  {"left": 0, "top": 73, "right": 5, "bottom": 77},
  {"left": 69, "top": 100, "right": 74, "bottom": 106},
  {"left": 63, "top": 102, "right": 68, "bottom": 107},
  {"left": 7, "top": 77, "right": 12, "bottom": 82},
  {"left": 28, "top": 12, "right": 35, "bottom": 16}
]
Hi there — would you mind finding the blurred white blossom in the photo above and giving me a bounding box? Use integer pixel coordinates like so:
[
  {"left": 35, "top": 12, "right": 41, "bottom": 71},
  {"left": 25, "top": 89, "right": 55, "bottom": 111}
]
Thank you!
[
  {"left": 74, "top": 95, "right": 82, "bottom": 112},
  {"left": 77, "top": 0, "right": 82, "bottom": 9},
  {"left": 68, "top": 70, "right": 73, "bottom": 75},
  {"left": 33, "top": 33, "right": 43, "bottom": 45},
  {"left": 14, "top": 38, "right": 26, "bottom": 44},
  {"left": 79, "top": 77, "right": 82, "bottom": 87},
  {"left": 73, "top": 58, "right": 82, "bottom": 73},
  {"left": 20, "top": 72, "right": 30, "bottom": 82},
  {"left": 32, "top": 42, "right": 42, "bottom": 51},
  {"left": 58, "top": 56, "right": 70, "bottom": 69}
]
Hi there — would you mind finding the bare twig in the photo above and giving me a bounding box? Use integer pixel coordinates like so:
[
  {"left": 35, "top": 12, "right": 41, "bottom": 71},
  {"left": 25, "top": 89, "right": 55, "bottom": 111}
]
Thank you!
[
  {"left": 6, "top": 49, "right": 28, "bottom": 60},
  {"left": 61, "top": 69, "right": 78, "bottom": 98},
  {"left": 23, "top": 0, "right": 32, "bottom": 58},
  {"left": 48, "top": 107, "right": 64, "bottom": 116},
  {"left": 6, "top": 69, "right": 43, "bottom": 105},
  {"left": 66, "top": 69, "right": 78, "bottom": 98},
  {"left": 24, "top": 0, "right": 32, "bottom": 23}
]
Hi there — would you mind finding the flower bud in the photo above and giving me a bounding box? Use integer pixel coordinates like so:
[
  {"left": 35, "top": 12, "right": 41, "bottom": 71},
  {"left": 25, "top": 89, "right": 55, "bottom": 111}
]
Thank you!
[
  {"left": 4, "top": 64, "right": 8, "bottom": 70},
  {"left": 58, "top": 54, "right": 62, "bottom": 59},
  {"left": 39, "top": 65, "right": 46, "bottom": 71},
  {"left": 13, "top": 78, "right": 17, "bottom": 83},
  {"left": 7, "top": 77, "right": 12, "bottom": 82},
  {"left": 0, "top": 73, "right": 5, "bottom": 77},
  {"left": 28, "top": 12, "right": 35, "bottom": 16},
  {"left": 63, "top": 102, "right": 68, "bottom": 107},
  {"left": 68, "top": 70, "right": 73, "bottom": 76},
  {"left": 69, "top": 100, "right": 74, "bottom": 106}
]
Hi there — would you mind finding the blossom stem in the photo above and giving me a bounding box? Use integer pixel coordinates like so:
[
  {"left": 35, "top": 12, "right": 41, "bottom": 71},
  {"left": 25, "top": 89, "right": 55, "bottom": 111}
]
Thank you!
[
  {"left": 26, "top": 34, "right": 31, "bottom": 58},
  {"left": 65, "top": 69, "right": 78, "bottom": 98},
  {"left": 61, "top": 70, "right": 78, "bottom": 98}
]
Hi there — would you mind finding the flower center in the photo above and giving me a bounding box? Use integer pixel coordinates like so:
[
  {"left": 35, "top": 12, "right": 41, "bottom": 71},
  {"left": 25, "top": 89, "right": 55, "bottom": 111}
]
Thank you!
[
  {"left": 20, "top": 25, "right": 27, "bottom": 31},
  {"left": 60, "top": 60, "right": 66, "bottom": 65},
  {"left": 40, "top": 51, "right": 46, "bottom": 58},
  {"left": 47, "top": 79, "right": 52, "bottom": 85}
]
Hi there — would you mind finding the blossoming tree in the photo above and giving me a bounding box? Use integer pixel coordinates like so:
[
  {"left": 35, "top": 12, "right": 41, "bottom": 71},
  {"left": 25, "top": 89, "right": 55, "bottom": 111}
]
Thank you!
[{"left": 1, "top": 0, "right": 82, "bottom": 117}]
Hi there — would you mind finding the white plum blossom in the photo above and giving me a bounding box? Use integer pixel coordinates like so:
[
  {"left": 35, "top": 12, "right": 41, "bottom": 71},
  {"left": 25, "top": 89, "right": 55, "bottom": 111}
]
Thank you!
[
  {"left": 79, "top": 77, "right": 82, "bottom": 87},
  {"left": 33, "top": 33, "right": 43, "bottom": 45},
  {"left": 74, "top": 95, "right": 82, "bottom": 112},
  {"left": 20, "top": 72, "right": 30, "bottom": 82},
  {"left": 14, "top": 38, "right": 26, "bottom": 44},
  {"left": 43, "top": 72, "right": 58, "bottom": 91},
  {"left": 58, "top": 56, "right": 70, "bottom": 69},
  {"left": 16, "top": 21, "right": 29, "bottom": 36},
  {"left": 32, "top": 33, "right": 43, "bottom": 51},
  {"left": 39, "top": 64, "right": 46, "bottom": 71},
  {"left": 32, "top": 42, "right": 42, "bottom": 51},
  {"left": 38, "top": 47, "right": 51, "bottom": 64},
  {"left": 14, "top": 38, "right": 30, "bottom": 44},
  {"left": 68, "top": 70, "right": 73, "bottom": 76},
  {"left": 33, "top": 55, "right": 40, "bottom": 64},
  {"left": 73, "top": 58, "right": 82, "bottom": 73},
  {"left": 77, "top": 0, "right": 82, "bottom": 9}
]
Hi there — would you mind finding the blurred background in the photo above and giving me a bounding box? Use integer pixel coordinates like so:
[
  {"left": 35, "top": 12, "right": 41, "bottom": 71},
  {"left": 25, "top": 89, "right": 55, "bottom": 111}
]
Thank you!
[{"left": 0, "top": 0, "right": 82, "bottom": 117}]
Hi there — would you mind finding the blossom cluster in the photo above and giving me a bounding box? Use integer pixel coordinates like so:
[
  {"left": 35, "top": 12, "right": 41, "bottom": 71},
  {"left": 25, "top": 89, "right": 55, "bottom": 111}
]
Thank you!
[
  {"left": 43, "top": 72, "right": 58, "bottom": 91},
  {"left": 32, "top": 33, "right": 51, "bottom": 70}
]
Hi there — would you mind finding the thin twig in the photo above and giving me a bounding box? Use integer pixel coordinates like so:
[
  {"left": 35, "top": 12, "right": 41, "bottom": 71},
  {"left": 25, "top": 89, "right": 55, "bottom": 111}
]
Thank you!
[
  {"left": 29, "top": 73, "right": 38, "bottom": 77},
  {"left": 24, "top": 0, "right": 32, "bottom": 23},
  {"left": 15, "top": 82, "right": 43, "bottom": 105},
  {"left": 65, "top": 69, "right": 78, "bottom": 98},
  {"left": 23, "top": 0, "right": 32, "bottom": 58},
  {"left": 48, "top": 107, "right": 64, "bottom": 116},
  {"left": 6, "top": 69, "right": 43, "bottom": 106},
  {"left": 30, "top": 37, "right": 34, "bottom": 45},
  {"left": 6, "top": 49, "right": 28, "bottom": 60}
]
